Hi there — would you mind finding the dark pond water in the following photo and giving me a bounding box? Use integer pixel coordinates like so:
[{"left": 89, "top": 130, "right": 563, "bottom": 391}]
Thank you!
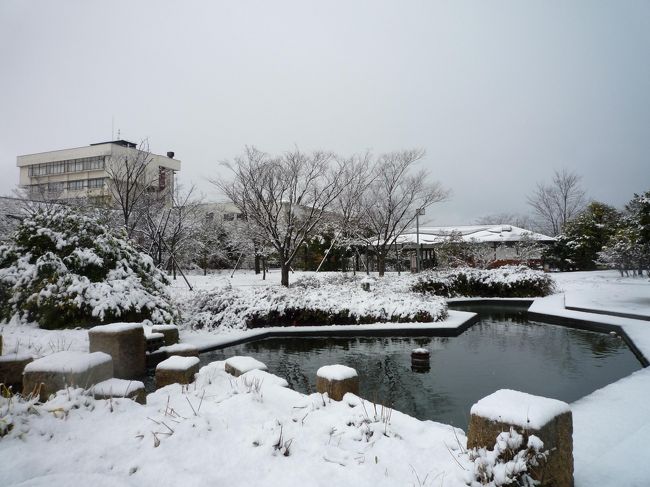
[{"left": 199, "top": 305, "right": 642, "bottom": 430}]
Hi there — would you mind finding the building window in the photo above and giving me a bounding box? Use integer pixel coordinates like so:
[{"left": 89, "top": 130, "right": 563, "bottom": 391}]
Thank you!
[
  {"left": 47, "top": 182, "right": 65, "bottom": 192},
  {"left": 67, "top": 180, "right": 87, "bottom": 191},
  {"left": 87, "top": 178, "right": 105, "bottom": 189},
  {"left": 28, "top": 156, "right": 105, "bottom": 178}
]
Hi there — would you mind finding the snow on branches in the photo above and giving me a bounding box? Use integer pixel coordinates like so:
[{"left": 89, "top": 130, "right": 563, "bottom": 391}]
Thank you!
[{"left": 0, "top": 207, "right": 177, "bottom": 328}]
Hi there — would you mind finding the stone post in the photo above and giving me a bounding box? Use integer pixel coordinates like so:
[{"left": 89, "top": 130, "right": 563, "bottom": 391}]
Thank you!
[
  {"left": 155, "top": 356, "right": 200, "bottom": 389},
  {"left": 151, "top": 325, "right": 179, "bottom": 346},
  {"left": 316, "top": 365, "right": 359, "bottom": 401},
  {"left": 224, "top": 356, "right": 268, "bottom": 377},
  {"left": 88, "top": 323, "right": 146, "bottom": 379},
  {"left": 467, "top": 389, "right": 573, "bottom": 487}
]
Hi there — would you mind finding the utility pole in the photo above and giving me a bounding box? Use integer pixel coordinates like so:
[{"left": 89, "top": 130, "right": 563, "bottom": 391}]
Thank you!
[{"left": 416, "top": 207, "right": 425, "bottom": 272}]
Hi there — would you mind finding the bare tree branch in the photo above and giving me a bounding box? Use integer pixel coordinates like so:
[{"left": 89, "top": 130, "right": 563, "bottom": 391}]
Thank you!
[{"left": 527, "top": 169, "right": 586, "bottom": 236}]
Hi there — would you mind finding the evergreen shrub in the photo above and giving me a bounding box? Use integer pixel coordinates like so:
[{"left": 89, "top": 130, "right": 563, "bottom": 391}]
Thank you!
[{"left": 0, "top": 208, "right": 177, "bottom": 329}]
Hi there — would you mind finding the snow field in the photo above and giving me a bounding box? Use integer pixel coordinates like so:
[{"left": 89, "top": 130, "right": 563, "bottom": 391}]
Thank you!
[{"left": 0, "top": 361, "right": 472, "bottom": 487}]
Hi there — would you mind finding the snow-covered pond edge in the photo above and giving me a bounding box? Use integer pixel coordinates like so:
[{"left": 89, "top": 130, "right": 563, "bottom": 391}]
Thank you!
[
  {"left": 180, "top": 309, "right": 479, "bottom": 352},
  {"left": 529, "top": 294, "right": 650, "bottom": 366}
]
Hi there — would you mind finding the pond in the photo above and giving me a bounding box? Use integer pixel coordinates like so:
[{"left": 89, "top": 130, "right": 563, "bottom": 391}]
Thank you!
[{"left": 199, "top": 305, "right": 642, "bottom": 430}]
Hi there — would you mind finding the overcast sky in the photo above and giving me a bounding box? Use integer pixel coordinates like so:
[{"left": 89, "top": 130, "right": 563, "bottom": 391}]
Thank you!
[{"left": 1, "top": 1, "right": 648, "bottom": 225}]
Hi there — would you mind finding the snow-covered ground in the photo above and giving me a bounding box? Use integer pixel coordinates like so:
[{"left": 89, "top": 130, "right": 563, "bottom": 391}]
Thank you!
[
  {"left": 553, "top": 270, "right": 650, "bottom": 317},
  {"left": 527, "top": 271, "right": 650, "bottom": 486},
  {"left": 1, "top": 269, "right": 649, "bottom": 486}
]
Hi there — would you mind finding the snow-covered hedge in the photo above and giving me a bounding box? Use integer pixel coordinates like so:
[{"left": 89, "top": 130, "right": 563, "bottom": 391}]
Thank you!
[
  {"left": 412, "top": 266, "right": 556, "bottom": 298},
  {"left": 186, "top": 280, "right": 447, "bottom": 330},
  {"left": 0, "top": 208, "right": 177, "bottom": 329}
]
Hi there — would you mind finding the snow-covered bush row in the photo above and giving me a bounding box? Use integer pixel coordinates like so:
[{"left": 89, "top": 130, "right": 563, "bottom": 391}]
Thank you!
[
  {"left": 412, "top": 266, "right": 556, "bottom": 298},
  {"left": 466, "top": 427, "right": 548, "bottom": 487},
  {"left": 0, "top": 208, "right": 177, "bottom": 329},
  {"left": 186, "top": 279, "right": 447, "bottom": 330}
]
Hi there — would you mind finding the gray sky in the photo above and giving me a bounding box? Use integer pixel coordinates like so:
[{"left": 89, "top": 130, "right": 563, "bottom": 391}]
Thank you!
[{"left": 1, "top": 0, "right": 648, "bottom": 225}]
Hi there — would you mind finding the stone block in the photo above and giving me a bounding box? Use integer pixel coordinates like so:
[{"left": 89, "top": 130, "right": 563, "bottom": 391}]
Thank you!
[
  {"left": 0, "top": 354, "right": 33, "bottom": 391},
  {"left": 146, "top": 349, "right": 167, "bottom": 369},
  {"left": 316, "top": 365, "right": 359, "bottom": 401},
  {"left": 155, "top": 355, "right": 200, "bottom": 389},
  {"left": 224, "top": 356, "right": 267, "bottom": 377},
  {"left": 23, "top": 351, "right": 113, "bottom": 401},
  {"left": 151, "top": 325, "right": 179, "bottom": 346},
  {"left": 160, "top": 343, "right": 199, "bottom": 357},
  {"left": 91, "top": 378, "right": 146, "bottom": 405},
  {"left": 467, "top": 389, "right": 573, "bottom": 487},
  {"left": 88, "top": 323, "right": 146, "bottom": 379},
  {"left": 146, "top": 333, "right": 165, "bottom": 353}
]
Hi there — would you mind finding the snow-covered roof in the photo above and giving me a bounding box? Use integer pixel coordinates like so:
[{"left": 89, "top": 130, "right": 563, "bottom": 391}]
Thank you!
[{"left": 393, "top": 224, "right": 554, "bottom": 246}]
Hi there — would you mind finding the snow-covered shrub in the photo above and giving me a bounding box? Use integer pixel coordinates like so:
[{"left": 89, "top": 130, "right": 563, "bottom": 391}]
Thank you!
[
  {"left": 466, "top": 427, "right": 549, "bottom": 487},
  {"left": 0, "top": 387, "right": 97, "bottom": 439},
  {"left": 186, "top": 282, "right": 447, "bottom": 330},
  {"left": 412, "top": 266, "right": 555, "bottom": 298},
  {"left": 0, "top": 208, "right": 177, "bottom": 329}
]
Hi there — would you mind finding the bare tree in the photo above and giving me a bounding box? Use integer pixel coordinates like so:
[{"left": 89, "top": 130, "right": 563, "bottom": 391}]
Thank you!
[
  {"left": 223, "top": 217, "right": 275, "bottom": 279},
  {"left": 105, "top": 140, "right": 161, "bottom": 238},
  {"left": 359, "top": 149, "right": 449, "bottom": 276},
  {"left": 143, "top": 184, "right": 203, "bottom": 276},
  {"left": 527, "top": 169, "right": 586, "bottom": 236},
  {"left": 315, "top": 152, "right": 376, "bottom": 270},
  {"left": 215, "top": 147, "right": 348, "bottom": 287}
]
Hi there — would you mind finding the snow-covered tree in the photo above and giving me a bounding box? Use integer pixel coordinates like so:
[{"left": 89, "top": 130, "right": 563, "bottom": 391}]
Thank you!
[
  {"left": 193, "top": 211, "right": 232, "bottom": 274},
  {"left": 599, "top": 190, "right": 650, "bottom": 276},
  {"left": 0, "top": 207, "right": 177, "bottom": 329},
  {"left": 545, "top": 201, "right": 620, "bottom": 271},
  {"left": 142, "top": 185, "right": 203, "bottom": 277}
]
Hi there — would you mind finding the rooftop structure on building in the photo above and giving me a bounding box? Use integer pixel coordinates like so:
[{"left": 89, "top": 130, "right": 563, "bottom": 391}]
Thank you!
[
  {"left": 16, "top": 140, "right": 181, "bottom": 203},
  {"left": 394, "top": 224, "right": 555, "bottom": 246}
]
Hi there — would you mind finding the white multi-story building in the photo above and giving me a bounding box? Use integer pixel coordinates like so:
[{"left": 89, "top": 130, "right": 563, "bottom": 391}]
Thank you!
[{"left": 16, "top": 140, "right": 181, "bottom": 203}]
